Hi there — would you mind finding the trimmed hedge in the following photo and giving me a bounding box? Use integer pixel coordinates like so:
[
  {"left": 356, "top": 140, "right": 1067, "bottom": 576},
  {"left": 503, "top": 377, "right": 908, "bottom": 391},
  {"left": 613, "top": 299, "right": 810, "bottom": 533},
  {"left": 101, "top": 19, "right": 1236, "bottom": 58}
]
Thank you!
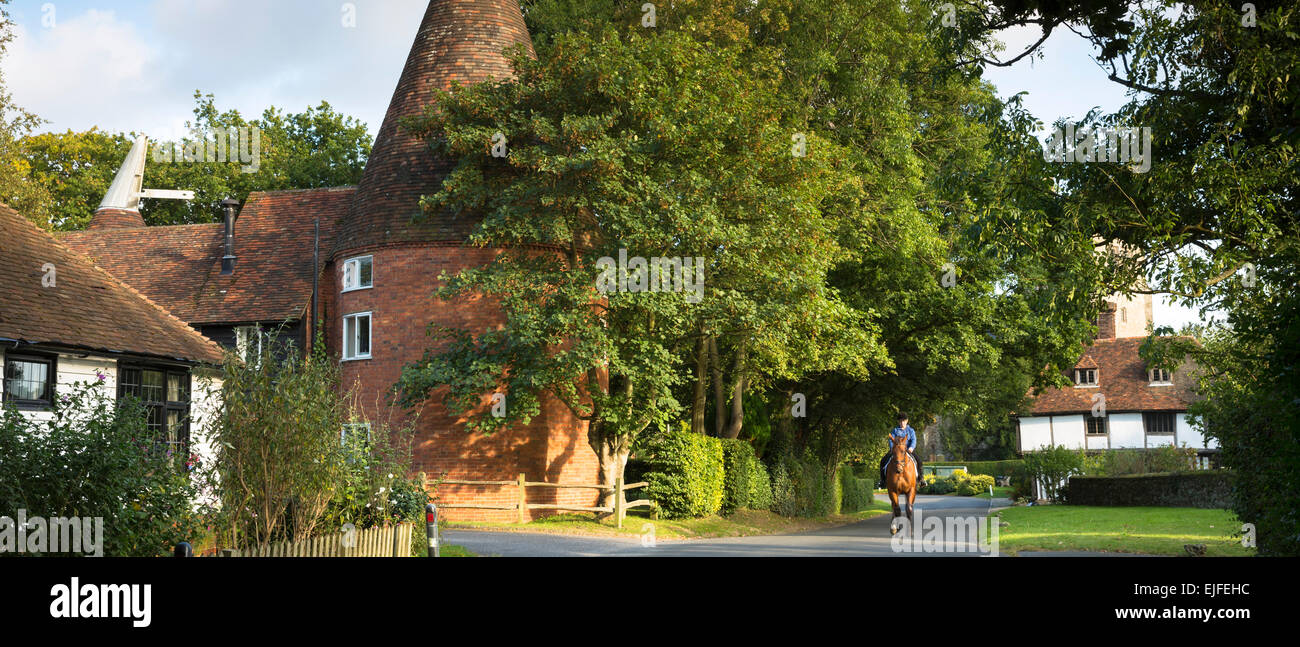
[
  {"left": 839, "top": 466, "right": 875, "bottom": 513},
  {"left": 1063, "top": 471, "right": 1233, "bottom": 509},
  {"left": 721, "top": 439, "right": 765, "bottom": 513},
  {"left": 750, "top": 461, "right": 773, "bottom": 511},
  {"left": 771, "top": 455, "right": 837, "bottom": 518},
  {"left": 643, "top": 430, "right": 726, "bottom": 518}
]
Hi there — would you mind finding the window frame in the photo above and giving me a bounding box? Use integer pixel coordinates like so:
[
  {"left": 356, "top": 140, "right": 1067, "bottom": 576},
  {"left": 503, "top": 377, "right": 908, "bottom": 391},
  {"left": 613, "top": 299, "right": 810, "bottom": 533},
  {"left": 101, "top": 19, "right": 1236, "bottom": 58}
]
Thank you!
[
  {"left": 1149, "top": 367, "right": 1173, "bottom": 385},
  {"left": 1073, "top": 368, "right": 1098, "bottom": 387},
  {"left": 341, "top": 255, "right": 374, "bottom": 293},
  {"left": 117, "top": 364, "right": 193, "bottom": 452},
  {"left": 341, "top": 422, "right": 372, "bottom": 446},
  {"left": 1, "top": 353, "right": 57, "bottom": 410},
  {"left": 234, "top": 324, "right": 266, "bottom": 366},
  {"left": 1143, "top": 412, "right": 1176, "bottom": 435},
  {"left": 1085, "top": 414, "right": 1108, "bottom": 436},
  {"left": 342, "top": 312, "right": 373, "bottom": 361}
]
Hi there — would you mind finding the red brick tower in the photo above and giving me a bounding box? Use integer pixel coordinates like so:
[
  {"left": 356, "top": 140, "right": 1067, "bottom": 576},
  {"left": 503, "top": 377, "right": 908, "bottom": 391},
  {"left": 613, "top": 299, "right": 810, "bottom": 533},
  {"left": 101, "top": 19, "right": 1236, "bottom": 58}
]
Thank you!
[{"left": 329, "top": 0, "right": 598, "bottom": 520}]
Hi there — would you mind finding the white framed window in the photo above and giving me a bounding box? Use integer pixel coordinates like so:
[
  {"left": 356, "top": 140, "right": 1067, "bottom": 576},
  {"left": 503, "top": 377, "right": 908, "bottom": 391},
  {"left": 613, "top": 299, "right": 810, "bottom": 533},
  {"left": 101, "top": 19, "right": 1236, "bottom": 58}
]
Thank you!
[
  {"left": 1149, "top": 367, "right": 1173, "bottom": 384},
  {"left": 342, "top": 255, "right": 373, "bottom": 292},
  {"left": 235, "top": 324, "right": 266, "bottom": 366},
  {"left": 1073, "top": 368, "right": 1098, "bottom": 386},
  {"left": 341, "top": 422, "right": 372, "bottom": 446},
  {"left": 342, "top": 312, "right": 372, "bottom": 361}
]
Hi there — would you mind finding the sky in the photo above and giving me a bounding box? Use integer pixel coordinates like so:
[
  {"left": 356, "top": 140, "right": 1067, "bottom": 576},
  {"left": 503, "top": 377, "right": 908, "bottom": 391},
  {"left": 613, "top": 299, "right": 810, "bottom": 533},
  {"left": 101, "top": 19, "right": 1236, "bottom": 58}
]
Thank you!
[{"left": 2, "top": 0, "right": 1209, "bottom": 329}]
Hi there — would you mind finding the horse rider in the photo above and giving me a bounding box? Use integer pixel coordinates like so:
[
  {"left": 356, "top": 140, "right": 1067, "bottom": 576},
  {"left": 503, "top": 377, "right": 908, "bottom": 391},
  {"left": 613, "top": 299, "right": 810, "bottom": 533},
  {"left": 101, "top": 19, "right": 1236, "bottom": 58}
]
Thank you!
[{"left": 879, "top": 412, "right": 925, "bottom": 488}]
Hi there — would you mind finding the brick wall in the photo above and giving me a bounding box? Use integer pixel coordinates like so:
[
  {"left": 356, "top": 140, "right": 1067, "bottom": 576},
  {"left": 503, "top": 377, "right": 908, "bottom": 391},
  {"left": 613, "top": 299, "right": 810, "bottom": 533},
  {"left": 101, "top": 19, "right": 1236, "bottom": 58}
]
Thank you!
[{"left": 325, "top": 243, "right": 600, "bottom": 522}]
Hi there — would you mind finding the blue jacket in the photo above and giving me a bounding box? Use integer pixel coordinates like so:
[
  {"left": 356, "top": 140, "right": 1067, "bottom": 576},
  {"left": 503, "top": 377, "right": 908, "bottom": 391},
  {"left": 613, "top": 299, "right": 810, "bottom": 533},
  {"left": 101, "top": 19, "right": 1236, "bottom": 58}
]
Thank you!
[{"left": 889, "top": 426, "right": 916, "bottom": 452}]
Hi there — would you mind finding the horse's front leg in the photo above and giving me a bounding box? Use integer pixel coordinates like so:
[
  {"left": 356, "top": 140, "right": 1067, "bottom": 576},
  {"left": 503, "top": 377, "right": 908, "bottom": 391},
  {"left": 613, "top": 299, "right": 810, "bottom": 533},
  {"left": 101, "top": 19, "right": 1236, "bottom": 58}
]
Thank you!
[
  {"left": 907, "top": 488, "right": 917, "bottom": 536},
  {"left": 888, "top": 490, "right": 901, "bottom": 535}
]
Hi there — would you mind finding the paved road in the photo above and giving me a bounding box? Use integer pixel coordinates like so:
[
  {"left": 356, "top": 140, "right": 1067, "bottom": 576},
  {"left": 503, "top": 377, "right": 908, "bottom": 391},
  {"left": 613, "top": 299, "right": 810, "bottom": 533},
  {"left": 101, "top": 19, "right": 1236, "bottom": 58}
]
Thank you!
[{"left": 443, "top": 494, "right": 1007, "bottom": 557}]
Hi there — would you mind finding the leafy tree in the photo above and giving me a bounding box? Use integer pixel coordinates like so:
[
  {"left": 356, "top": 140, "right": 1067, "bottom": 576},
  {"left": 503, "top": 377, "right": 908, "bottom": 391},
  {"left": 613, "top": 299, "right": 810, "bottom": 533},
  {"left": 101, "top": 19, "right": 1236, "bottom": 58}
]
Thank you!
[
  {"left": 18, "top": 92, "right": 373, "bottom": 230},
  {"left": 396, "top": 25, "right": 872, "bottom": 505}
]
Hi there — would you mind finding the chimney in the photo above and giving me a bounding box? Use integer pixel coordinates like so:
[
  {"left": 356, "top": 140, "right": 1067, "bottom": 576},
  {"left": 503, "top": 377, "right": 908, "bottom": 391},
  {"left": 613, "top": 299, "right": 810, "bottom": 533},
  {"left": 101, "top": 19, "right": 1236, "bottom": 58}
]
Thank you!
[
  {"left": 221, "top": 198, "right": 240, "bottom": 275},
  {"left": 1096, "top": 303, "right": 1117, "bottom": 340}
]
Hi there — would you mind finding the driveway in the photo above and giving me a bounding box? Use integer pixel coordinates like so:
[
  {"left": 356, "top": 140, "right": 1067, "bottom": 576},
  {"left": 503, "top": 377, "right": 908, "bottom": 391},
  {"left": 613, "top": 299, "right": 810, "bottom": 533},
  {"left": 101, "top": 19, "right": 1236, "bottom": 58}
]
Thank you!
[{"left": 443, "top": 494, "right": 1008, "bottom": 557}]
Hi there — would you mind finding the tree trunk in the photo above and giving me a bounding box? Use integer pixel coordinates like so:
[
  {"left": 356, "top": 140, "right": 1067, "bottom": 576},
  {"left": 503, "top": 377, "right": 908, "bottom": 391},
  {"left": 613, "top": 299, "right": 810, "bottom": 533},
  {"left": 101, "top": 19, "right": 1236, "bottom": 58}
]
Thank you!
[
  {"left": 691, "top": 333, "right": 707, "bottom": 435},
  {"left": 588, "top": 420, "right": 631, "bottom": 516},
  {"left": 708, "top": 335, "right": 725, "bottom": 437},
  {"left": 722, "top": 342, "right": 747, "bottom": 439}
]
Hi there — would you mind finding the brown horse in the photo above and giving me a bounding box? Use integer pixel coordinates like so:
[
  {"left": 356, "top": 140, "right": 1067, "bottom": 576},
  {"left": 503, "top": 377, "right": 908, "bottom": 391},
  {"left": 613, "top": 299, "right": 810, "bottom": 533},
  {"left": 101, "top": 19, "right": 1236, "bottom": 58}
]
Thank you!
[{"left": 885, "top": 438, "right": 918, "bottom": 536}]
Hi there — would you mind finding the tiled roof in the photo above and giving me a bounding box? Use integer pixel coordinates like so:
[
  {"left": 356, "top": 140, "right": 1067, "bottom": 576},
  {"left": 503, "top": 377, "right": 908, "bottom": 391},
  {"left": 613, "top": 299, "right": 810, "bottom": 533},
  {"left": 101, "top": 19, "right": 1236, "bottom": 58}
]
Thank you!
[
  {"left": 336, "top": 0, "right": 534, "bottom": 256},
  {"left": 61, "top": 187, "right": 354, "bottom": 325},
  {"left": 1026, "top": 337, "right": 1199, "bottom": 415},
  {"left": 0, "top": 203, "right": 224, "bottom": 364}
]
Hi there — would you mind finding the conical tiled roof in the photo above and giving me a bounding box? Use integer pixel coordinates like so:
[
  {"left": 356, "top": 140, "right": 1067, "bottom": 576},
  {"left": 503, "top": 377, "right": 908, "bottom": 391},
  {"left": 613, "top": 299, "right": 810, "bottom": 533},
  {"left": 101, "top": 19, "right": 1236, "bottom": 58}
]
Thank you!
[{"left": 336, "top": 0, "right": 534, "bottom": 257}]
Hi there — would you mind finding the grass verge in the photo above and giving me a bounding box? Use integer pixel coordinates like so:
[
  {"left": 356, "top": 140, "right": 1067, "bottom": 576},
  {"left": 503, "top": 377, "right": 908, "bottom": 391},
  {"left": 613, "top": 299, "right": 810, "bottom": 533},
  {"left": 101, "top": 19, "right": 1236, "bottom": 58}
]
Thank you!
[
  {"left": 994, "top": 505, "right": 1254, "bottom": 556},
  {"left": 444, "top": 499, "right": 893, "bottom": 540}
]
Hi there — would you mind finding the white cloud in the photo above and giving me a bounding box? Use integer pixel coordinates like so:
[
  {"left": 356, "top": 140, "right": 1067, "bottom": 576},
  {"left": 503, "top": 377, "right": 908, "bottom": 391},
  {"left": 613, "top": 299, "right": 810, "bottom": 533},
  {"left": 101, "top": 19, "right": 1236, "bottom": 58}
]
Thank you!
[
  {"left": 5, "top": 10, "right": 159, "bottom": 131},
  {"left": 3, "top": 0, "right": 430, "bottom": 140}
]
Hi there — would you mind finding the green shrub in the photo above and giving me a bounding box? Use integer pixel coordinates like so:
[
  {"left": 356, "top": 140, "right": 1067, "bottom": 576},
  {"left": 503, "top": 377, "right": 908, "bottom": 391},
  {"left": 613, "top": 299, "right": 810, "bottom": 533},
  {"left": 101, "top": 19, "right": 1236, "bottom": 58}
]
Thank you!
[
  {"left": 839, "top": 465, "right": 874, "bottom": 513},
  {"left": 643, "top": 429, "right": 725, "bottom": 519},
  {"left": 749, "top": 461, "right": 773, "bottom": 511},
  {"left": 1023, "top": 445, "right": 1086, "bottom": 501},
  {"left": 720, "top": 439, "right": 760, "bottom": 514},
  {"left": 769, "top": 453, "right": 837, "bottom": 517},
  {"left": 918, "top": 471, "right": 995, "bottom": 496},
  {"left": 0, "top": 378, "right": 206, "bottom": 556}
]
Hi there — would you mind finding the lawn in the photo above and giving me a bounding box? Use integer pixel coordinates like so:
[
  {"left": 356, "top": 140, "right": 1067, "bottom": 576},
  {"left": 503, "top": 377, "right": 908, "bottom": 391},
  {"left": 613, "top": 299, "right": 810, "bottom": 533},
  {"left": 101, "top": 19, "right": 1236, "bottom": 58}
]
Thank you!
[
  {"left": 444, "top": 499, "right": 894, "bottom": 541},
  {"left": 976, "top": 486, "right": 1014, "bottom": 499},
  {"left": 994, "top": 505, "right": 1254, "bottom": 556}
]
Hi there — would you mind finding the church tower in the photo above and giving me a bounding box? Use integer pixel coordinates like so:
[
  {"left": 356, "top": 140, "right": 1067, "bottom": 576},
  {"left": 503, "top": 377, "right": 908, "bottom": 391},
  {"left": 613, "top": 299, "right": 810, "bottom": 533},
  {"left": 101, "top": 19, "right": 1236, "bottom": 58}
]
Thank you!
[{"left": 328, "top": 0, "right": 599, "bottom": 520}]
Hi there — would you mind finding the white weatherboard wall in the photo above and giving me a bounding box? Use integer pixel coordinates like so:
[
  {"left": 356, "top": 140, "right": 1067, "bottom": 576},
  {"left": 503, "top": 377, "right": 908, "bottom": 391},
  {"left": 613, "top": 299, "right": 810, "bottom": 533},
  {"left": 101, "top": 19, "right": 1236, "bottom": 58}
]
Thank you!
[
  {"left": 1052, "top": 415, "right": 1085, "bottom": 450},
  {"left": 1019, "top": 416, "right": 1052, "bottom": 451},
  {"left": 1108, "top": 413, "right": 1144, "bottom": 448},
  {"left": 1176, "top": 413, "right": 1216, "bottom": 449}
]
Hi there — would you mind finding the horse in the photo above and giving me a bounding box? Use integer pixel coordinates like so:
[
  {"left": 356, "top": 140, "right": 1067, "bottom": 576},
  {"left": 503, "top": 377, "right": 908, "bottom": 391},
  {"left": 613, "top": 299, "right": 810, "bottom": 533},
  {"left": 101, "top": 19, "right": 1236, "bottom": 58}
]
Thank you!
[{"left": 885, "top": 439, "right": 918, "bottom": 536}]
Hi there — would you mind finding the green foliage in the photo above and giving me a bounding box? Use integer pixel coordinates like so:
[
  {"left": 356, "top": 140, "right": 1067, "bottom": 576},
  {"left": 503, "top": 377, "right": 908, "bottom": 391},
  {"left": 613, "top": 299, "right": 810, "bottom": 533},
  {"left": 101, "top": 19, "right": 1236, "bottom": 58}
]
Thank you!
[
  {"left": 921, "top": 468, "right": 996, "bottom": 497},
  {"left": 16, "top": 93, "right": 372, "bottom": 230},
  {"left": 0, "top": 378, "right": 206, "bottom": 556},
  {"left": 202, "top": 341, "right": 416, "bottom": 549},
  {"left": 839, "top": 465, "right": 875, "bottom": 513},
  {"left": 720, "top": 438, "right": 765, "bottom": 514},
  {"left": 749, "top": 461, "right": 773, "bottom": 512},
  {"left": 769, "top": 453, "right": 838, "bottom": 518},
  {"left": 1083, "top": 446, "right": 1198, "bottom": 477},
  {"left": 642, "top": 429, "right": 724, "bottom": 519},
  {"left": 1023, "top": 446, "right": 1086, "bottom": 501}
]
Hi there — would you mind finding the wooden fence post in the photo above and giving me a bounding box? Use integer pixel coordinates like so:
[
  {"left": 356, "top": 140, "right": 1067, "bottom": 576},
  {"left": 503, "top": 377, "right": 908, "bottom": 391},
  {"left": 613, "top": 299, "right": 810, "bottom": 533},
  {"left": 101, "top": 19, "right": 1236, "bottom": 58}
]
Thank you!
[
  {"left": 615, "top": 476, "right": 625, "bottom": 529},
  {"left": 517, "top": 473, "right": 528, "bottom": 524}
]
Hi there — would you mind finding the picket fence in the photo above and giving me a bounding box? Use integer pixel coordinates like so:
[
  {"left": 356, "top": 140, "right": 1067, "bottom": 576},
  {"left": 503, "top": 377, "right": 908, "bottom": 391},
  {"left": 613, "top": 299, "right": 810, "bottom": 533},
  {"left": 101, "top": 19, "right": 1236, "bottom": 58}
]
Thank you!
[{"left": 215, "top": 523, "right": 413, "bottom": 557}]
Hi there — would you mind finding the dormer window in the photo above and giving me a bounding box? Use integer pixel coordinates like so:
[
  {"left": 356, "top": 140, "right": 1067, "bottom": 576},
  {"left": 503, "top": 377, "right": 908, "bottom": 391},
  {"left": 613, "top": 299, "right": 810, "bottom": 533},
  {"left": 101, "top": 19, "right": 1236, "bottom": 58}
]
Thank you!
[
  {"left": 342, "top": 256, "right": 373, "bottom": 292},
  {"left": 1149, "top": 367, "right": 1173, "bottom": 384},
  {"left": 1073, "top": 368, "right": 1098, "bottom": 386}
]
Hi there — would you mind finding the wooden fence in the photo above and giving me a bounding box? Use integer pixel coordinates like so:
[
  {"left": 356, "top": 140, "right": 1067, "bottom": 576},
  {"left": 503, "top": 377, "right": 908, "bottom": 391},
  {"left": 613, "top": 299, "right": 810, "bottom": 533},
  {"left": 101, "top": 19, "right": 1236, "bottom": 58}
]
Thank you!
[
  {"left": 423, "top": 472, "right": 653, "bottom": 528},
  {"left": 215, "top": 523, "right": 413, "bottom": 557}
]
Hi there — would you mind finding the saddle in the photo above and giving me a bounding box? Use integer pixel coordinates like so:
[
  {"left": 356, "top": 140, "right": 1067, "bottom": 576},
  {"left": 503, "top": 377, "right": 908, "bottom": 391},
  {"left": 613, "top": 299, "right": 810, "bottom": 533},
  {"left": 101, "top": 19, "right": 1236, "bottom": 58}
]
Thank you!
[{"left": 884, "top": 453, "right": 917, "bottom": 479}]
